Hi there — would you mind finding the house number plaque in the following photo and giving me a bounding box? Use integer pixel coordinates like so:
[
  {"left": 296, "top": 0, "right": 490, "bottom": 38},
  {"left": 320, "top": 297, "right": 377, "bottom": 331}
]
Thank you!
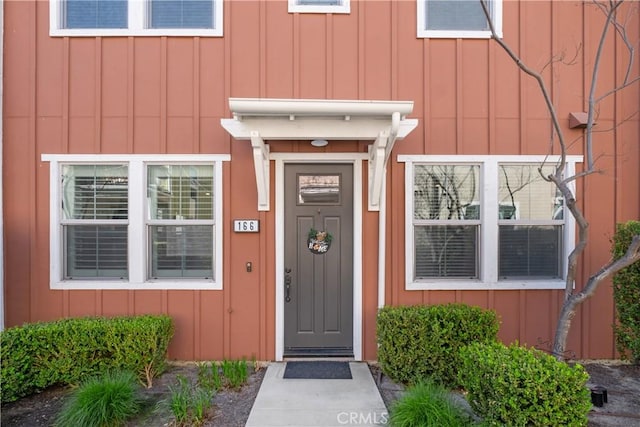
[{"left": 233, "top": 220, "right": 259, "bottom": 233}]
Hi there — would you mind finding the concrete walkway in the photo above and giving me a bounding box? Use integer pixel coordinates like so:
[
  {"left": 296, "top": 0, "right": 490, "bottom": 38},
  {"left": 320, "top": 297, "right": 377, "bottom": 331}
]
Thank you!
[{"left": 246, "top": 362, "right": 389, "bottom": 427}]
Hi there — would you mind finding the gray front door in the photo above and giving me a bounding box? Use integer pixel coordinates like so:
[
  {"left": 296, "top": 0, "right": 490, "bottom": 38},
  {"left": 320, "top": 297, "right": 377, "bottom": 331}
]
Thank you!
[{"left": 284, "top": 164, "right": 354, "bottom": 356}]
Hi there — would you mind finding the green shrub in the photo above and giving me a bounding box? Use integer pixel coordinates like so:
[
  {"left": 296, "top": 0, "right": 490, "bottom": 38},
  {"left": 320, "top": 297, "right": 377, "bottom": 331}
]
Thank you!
[
  {"left": 612, "top": 220, "right": 640, "bottom": 363},
  {"left": 377, "top": 304, "right": 499, "bottom": 387},
  {"left": 389, "top": 381, "right": 474, "bottom": 427},
  {"left": 458, "top": 342, "right": 591, "bottom": 427},
  {"left": 0, "top": 315, "right": 174, "bottom": 403},
  {"left": 55, "top": 370, "right": 142, "bottom": 427}
]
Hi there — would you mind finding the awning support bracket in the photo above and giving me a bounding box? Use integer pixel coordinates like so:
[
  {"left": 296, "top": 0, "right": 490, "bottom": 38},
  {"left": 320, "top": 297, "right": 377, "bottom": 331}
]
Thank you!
[
  {"left": 368, "top": 112, "right": 400, "bottom": 211},
  {"left": 250, "top": 131, "right": 270, "bottom": 211}
]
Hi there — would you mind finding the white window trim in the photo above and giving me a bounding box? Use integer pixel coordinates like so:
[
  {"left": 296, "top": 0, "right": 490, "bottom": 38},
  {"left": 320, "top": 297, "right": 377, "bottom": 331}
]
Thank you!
[
  {"left": 417, "top": 0, "right": 502, "bottom": 39},
  {"left": 288, "top": 0, "right": 350, "bottom": 14},
  {"left": 398, "top": 155, "right": 582, "bottom": 291},
  {"left": 49, "top": 0, "right": 224, "bottom": 37},
  {"left": 42, "top": 154, "right": 230, "bottom": 290}
]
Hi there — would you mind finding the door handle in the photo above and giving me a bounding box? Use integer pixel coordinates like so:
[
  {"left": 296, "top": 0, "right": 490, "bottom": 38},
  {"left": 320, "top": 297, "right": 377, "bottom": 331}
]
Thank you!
[{"left": 284, "top": 270, "right": 292, "bottom": 302}]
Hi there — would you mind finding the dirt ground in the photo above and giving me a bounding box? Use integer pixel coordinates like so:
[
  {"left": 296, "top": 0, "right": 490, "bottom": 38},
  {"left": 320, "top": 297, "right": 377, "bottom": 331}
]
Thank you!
[
  {"left": 2, "top": 361, "right": 639, "bottom": 426},
  {"left": 0, "top": 363, "right": 266, "bottom": 427}
]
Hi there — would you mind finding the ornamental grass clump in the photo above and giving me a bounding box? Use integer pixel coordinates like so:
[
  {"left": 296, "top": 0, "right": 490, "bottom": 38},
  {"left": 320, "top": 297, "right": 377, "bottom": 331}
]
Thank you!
[
  {"left": 389, "top": 381, "right": 475, "bottom": 427},
  {"left": 165, "top": 374, "right": 214, "bottom": 427},
  {"left": 197, "top": 361, "right": 223, "bottom": 393},
  {"left": 221, "top": 359, "right": 250, "bottom": 389},
  {"left": 55, "top": 370, "right": 142, "bottom": 427}
]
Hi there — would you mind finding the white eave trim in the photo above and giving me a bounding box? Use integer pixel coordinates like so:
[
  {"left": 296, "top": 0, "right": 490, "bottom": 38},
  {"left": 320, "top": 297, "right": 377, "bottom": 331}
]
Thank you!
[{"left": 220, "top": 98, "right": 418, "bottom": 211}]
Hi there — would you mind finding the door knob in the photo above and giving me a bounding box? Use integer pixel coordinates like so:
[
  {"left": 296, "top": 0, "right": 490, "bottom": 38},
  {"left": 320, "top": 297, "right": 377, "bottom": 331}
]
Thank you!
[{"left": 284, "top": 271, "right": 292, "bottom": 302}]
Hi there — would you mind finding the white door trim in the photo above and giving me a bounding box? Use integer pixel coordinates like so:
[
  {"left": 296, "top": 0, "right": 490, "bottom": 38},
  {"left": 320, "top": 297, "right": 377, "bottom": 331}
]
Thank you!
[{"left": 273, "top": 152, "right": 367, "bottom": 361}]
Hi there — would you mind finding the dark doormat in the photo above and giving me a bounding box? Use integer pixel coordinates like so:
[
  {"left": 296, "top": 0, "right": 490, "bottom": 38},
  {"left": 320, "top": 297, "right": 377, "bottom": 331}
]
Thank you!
[{"left": 283, "top": 361, "right": 352, "bottom": 379}]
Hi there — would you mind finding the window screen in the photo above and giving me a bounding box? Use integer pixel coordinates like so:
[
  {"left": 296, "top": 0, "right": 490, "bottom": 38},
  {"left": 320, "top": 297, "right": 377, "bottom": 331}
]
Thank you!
[
  {"left": 147, "top": 165, "right": 214, "bottom": 279},
  {"left": 65, "top": 0, "right": 128, "bottom": 29},
  {"left": 149, "top": 0, "right": 214, "bottom": 29},
  {"left": 425, "top": 0, "right": 490, "bottom": 31},
  {"left": 62, "top": 165, "right": 128, "bottom": 278}
]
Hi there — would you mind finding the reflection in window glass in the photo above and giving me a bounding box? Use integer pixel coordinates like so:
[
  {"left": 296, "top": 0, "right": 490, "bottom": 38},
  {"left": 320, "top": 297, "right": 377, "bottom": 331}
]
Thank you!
[
  {"left": 298, "top": 174, "right": 340, "bottom": 204},
  {"left": 147, "top": 165, "right": 214, "bottom": 279},
  {"left": 498, "top": 164, "right": 560, "bottom": 220},
  {"left": 498, "top": 164, "right": 563, "bottom": 279},
  {"left": 61, "top": 164, "right": 129, "bottom": 279},
  {"left": 413, "top": 165, "right": 480, "bottom": 279},
  {"left": 148, "top": 165, "right": 213, "bottom": 220},
  {"left": 414, "top": 165, "right": 480, "bottom": 220}
]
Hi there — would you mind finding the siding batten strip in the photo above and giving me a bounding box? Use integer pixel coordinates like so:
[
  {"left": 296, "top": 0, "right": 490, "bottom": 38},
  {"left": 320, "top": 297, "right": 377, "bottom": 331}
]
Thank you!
[
  {"left": 358, "top": 1, "right": 365, "bottom": 99},
  {"left": 293, "top": 13, "right": 300, "bottom": 98},
  {"left": 259, "top": 0, "right": 266, "bottom": 98},
  {"left": 28, "top": 0, "right": 37, "bottom": 322},
  {"left": 258, "top": 0, "right": 267, "bottom": 360},
  {"left": 455, "top": 39, "right": 463, "bottom": 154},
  {"left": 488, "top": 41, "right": 495, "bottom": 154},
  {"left": 95, "top": 37, "right": 102, "bottom": 153},
  {"left": 518, "top": 0, "right": 526, "bottom": 154},
  {"left": 194, "top": 291, "right": 201, "bottom": 359},
  {"left": 193, "top": 37, "right": 200, "bottom": 153},
  {"left": 222, "top": 1, "right": 232, "bottom": 359},
  {"left": 127, "top": 37, "right": 134, "bottom": 154},
  {"left": 160, "top": 37, "right": 168, "bottom": 153},
  {"left": 62, "top": 38, "right": 70, "bottom": 153},
  {"left": 326, "top": 14, "right": 333, "bottom": 99}
]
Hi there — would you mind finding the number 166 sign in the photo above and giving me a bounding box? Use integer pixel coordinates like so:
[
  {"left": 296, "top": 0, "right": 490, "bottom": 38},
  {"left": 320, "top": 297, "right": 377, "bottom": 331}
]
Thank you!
[{"left": 233, "top": 220, "right": 259, "bottom": 233}]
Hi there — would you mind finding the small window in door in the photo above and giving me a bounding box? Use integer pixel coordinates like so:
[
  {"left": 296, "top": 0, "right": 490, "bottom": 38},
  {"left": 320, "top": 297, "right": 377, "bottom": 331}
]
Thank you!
[{"left": 297, "top": 174, "right": 341, "bottom": 205}]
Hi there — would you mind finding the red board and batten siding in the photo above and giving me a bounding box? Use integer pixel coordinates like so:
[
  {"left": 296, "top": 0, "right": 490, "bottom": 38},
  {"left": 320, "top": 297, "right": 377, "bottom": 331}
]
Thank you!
[{"left": 3, "top": 0, "right": 639, "bottom": 361}]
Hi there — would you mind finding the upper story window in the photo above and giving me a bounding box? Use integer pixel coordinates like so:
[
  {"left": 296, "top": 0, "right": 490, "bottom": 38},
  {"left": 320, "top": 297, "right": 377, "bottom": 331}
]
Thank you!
[
  {"left": 399, "top": 155, "right": 582, "bottom": 290},
  {"left": 42, "top": 154, "right": 230, "bottom": 290},
  {"left": 289, "top": 0, "right": 350, "bottom": 14},
  {"left": 417, "top": 0, "right": 502, "bottom": 38},
  {"left": 50, "top": 0, "right": 223, "bottom": 37}
]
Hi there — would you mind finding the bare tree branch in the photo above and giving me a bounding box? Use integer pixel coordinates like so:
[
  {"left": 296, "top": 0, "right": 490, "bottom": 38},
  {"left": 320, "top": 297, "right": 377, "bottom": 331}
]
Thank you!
[
  {"left": 553, "top": 235, "right": 640, "bottom": 357},
  {"left": 480, "top": 0, "right": 568, "bottom": 172},
  {"left": 481, "top": 0, "right": 640, "bottom": 361},
  {"left": 591, "top": 111, "right": 640, "bottom": 134},
  {"left": 586, "top": 0, "right": 625, "bottom": 168}
]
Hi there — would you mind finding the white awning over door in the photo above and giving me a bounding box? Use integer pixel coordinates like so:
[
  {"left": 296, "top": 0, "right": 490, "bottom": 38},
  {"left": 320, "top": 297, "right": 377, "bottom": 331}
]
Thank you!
[{"left": 220, "top": 98, "right": 418, "bottom": 211}]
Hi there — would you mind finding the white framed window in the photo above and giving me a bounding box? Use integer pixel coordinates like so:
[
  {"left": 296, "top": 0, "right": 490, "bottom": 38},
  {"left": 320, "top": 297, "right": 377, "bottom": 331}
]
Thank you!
[
  {"left": 288, "top": 0, "right": 350, "bottom": 14},
  {"left": 50, "top": 0, "right": 224, "bottom": 37},
  {"left": 399, "top": 155, "right": 582, "bottom": 290},
  {"left": 417, "top": 0, "right": 502, "bottom": 39},
  {"left": 42, "top": 154, "right": 230, "bottom": 290}
]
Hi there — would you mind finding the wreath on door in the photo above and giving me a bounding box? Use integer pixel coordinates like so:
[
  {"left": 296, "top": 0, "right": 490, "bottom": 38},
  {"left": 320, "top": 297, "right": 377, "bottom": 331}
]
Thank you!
[{"left": 307, "top": 228, "right": 332, "bottom": 254}]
